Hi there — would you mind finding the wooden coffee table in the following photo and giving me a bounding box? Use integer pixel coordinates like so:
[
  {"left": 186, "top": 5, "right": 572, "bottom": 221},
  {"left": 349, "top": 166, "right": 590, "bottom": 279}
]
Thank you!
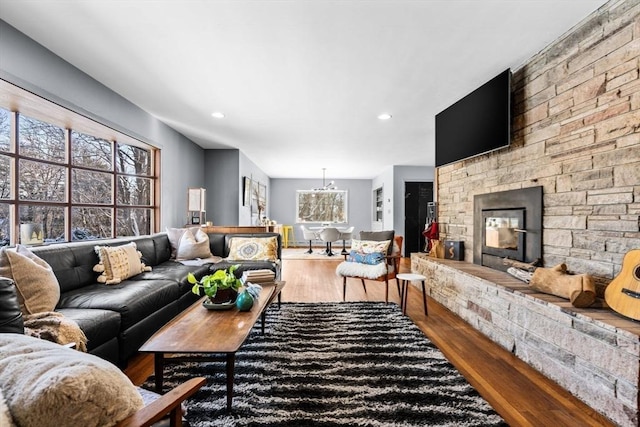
[{"left": 139, "top": 281, "right": 285, "bottom": 412}]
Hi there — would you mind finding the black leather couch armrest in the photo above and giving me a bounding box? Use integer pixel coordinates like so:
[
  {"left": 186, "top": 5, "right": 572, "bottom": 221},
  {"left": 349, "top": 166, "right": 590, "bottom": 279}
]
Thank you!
[{"left": 0, "top": 277, "right": 25, "bottom": 334}]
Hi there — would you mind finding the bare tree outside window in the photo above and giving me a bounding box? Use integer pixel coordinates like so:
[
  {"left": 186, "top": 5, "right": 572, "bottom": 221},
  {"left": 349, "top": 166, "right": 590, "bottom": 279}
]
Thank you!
[
  {"left": 296, "top": 190, "right": 348, "bottom": 223},
  {"left": 0, "top": 108, "right": 10, "bottom": 152},
  {"left": 71, "top": 131, "right": 112, "bottom": 170},
  {"left": 0, "top": 99, "right": 158, "bottom": 245},
  {"left": 18, "top": 115, "right": 65, "bottom": 163},
  {"left": 0, "top": 204, "right": 9, "bottom": 247},
  {"left": 0, "top": 155, "right": 10, "bottom": 200}
]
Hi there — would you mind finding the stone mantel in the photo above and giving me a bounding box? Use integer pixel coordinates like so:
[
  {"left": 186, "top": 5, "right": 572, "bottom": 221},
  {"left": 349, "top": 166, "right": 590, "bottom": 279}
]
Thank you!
[{"left": 411, "top": 252, "right": 639, "bottom": 427}]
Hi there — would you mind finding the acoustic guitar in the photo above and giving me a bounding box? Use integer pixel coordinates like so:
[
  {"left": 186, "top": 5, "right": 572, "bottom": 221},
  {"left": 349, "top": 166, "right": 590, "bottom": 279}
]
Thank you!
[{"left": 605, "top": 249, "right": 640, "bottom": 321}]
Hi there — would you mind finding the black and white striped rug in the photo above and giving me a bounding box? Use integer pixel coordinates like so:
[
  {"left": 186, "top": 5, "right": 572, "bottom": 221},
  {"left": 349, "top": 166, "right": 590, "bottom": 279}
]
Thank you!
[{"left": 148, "top": 302, "right": 507, "bottom": 427}]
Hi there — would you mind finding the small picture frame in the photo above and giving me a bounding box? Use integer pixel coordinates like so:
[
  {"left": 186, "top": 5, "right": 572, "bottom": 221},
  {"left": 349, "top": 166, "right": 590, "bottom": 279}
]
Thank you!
[
  {"left": 243, "top": 177, "right": 251, "bottom": 206},
  {"left": 191, "top": 215, "right": 200, "bottom": 225}
]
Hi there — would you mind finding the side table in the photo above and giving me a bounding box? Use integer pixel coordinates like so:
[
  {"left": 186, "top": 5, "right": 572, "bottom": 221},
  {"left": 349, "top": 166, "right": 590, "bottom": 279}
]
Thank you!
[{"left": 397, "top": 273, "right": 428, "bottom": 316}]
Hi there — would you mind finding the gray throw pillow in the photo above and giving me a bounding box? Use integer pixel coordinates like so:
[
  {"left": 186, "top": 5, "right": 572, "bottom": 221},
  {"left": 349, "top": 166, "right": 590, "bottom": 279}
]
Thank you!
[{"left": 359, "top": 230, "right": 395, "bottom": 255}]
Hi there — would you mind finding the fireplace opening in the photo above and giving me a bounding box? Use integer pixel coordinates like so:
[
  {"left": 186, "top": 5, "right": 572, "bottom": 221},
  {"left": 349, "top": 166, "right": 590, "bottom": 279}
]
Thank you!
[
  {"left": 482, "top": 209, "right": 525, "bottom": 260},
  {"left": 474, "top": 187, "right": 542, "bottom": 272}
]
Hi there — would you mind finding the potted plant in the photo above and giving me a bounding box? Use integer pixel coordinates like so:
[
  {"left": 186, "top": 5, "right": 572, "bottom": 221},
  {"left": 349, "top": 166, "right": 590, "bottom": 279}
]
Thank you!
[{"left": 187, "top": 264, "right": 242, "bottom": 304}]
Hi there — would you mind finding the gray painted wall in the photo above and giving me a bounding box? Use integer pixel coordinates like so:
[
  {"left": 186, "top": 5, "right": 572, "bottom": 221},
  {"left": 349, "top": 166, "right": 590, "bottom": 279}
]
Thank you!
[
  {"left": 204, "top": 149, "right": 240, "bottom": 226},
  {"left": 393, "top": 165, "right": 436, "bottom": 236},
  {"left": 0, "top": 19, "right": 205, "bottom": 230},
  {"left": 239, "top": 151, "right": 270, "bottom": 226},
  {"left": 0, "top": 19, "right": 435, "bottom": 237},
  {"left": 269, "top": 178, "right": 372, "bottom": 246}
]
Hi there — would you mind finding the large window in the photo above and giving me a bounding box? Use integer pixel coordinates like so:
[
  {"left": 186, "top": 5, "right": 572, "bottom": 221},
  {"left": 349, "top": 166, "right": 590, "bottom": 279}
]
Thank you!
[
  {"left": 0, "top": 82, "right": 159, "bottom": 246},
  {"left": 296, "top": 190, "right": 348, "bottom": 224}
]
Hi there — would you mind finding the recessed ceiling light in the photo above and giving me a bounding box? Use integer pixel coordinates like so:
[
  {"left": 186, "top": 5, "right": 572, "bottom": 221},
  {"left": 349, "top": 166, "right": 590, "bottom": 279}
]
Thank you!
[
  {"left": 377, "top": 113, "right": 392, "bottom": 120},
  {"left": 211, "top": 112, "right": 225, "bottom": 119}
]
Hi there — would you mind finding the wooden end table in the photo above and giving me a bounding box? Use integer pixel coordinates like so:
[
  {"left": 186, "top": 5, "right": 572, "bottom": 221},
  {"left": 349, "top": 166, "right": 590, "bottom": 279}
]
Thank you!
[{"left": 139, "top": 281, "right": 285, "bottom": 412}]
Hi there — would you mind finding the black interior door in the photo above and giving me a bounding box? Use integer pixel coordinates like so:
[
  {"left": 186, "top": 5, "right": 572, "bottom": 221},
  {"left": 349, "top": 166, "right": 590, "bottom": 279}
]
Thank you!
[{"left": 404, "top": 182, "right": 433, "bottom": 255}]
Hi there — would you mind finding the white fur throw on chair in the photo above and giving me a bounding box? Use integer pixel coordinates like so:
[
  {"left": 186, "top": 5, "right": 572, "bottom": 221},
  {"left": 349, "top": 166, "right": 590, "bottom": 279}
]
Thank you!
[{"left": 335, "top": 261, "right": 390, "bottom": 279}]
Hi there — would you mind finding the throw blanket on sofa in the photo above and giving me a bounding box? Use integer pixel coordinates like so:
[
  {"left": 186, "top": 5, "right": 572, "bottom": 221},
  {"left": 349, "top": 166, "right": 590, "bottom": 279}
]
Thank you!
[{"left": 24, "top": 312, "right": 87, "bottom": 352}]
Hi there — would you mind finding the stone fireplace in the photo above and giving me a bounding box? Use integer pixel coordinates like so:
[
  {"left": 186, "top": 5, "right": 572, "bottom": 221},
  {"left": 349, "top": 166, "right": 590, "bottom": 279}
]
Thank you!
[{"left": 473, "top": 186, "right": 542, "bottom": 272}]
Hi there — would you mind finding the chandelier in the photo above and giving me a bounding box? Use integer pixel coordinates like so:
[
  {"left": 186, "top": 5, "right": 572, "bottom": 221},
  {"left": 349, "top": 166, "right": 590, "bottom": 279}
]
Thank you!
[{"left": 312, "top": 168, "right": 337, "bottom": 191}]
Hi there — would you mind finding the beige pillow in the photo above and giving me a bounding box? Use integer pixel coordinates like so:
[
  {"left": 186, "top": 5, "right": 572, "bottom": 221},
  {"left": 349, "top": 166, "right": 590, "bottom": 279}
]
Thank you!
[
  {"left": 93, "top": 242, "right": 151, "bottom": 285},
  {"left": 350, "top": 239, "right": 391, "bottom": 255},
  {"left": 166, "top": 226, "right": 200, "bottom": 259},
  {"left": 176, "top": 228, "right": 213, "bottom": 260},
  {"left": 0, "top": 334, "right": 143, "bottom": 427},
  {"left": 228, "top": 236, "right": 278, "bottom": 261},
  {"left": 2, "top": 245, "right": 60, "bottom": 315}
]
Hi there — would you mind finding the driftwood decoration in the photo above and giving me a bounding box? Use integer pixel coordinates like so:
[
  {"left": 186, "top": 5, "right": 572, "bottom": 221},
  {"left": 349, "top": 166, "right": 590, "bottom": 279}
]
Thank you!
[
  {"left": 530, "top": 263, "right": 596, "bottom": 308},
  {"left": 502, "top": 257, "right": 541, "bottom": 272}
]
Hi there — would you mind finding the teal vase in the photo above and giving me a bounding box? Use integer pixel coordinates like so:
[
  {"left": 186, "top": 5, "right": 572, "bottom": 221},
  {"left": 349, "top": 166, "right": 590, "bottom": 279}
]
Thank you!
[{"left": 236, "top": 291, "right": 254, "bottom": 311}]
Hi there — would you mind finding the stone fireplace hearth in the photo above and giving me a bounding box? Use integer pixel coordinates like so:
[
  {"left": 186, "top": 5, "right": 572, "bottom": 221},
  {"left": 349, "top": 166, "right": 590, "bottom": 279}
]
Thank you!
[{"left": 473, "top": 186, "right": 542, "bottom": 272}]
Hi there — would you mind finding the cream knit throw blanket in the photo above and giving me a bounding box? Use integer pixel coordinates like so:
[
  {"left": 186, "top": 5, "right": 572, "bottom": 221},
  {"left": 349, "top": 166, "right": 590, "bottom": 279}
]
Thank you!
[{"left": 24, "top": 312, "right": 88, "bottom": 352}]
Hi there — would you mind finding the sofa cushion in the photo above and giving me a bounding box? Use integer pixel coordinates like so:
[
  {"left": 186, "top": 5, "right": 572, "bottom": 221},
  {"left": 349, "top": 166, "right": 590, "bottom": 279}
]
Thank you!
[
  {"left": 128, "top": 234, "right": 171, "bottom": 266},
  {"left": 94, "top": 242, "right": 151, "bottom": 285},
  {"left": 0, "top": 333, "right": 143, "bottom": 427},
  {"left": 136, "top": 261, "right": 211, "bottom": 292},
  {"left": 2, "top": 245, "right": 60, "bottom": 315},
  {"left": 227, "top": 236, "right": 278, "bottom": 262},
  {"left": 30, "top": 242, "right": 101, "bottom": 294},
  {"left": 0, "top": 278, "right": 24, "bottom": 334},
  {"left": 57, "top": 280, "right": 181, "bottom": 330},
  {"left": 211, "top": 260, "right": 278, "bottom": 279},
  {"left": 56, "top": 308, "right": 121, "bottom": 352}
]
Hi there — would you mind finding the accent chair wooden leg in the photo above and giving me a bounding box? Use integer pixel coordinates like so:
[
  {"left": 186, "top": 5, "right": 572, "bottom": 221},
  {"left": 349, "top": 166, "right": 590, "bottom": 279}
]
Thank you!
[
  {"left": 422, "top": 280, "right": 428, "bottom": 315},
  {"left": 360, "top": 279, "right": 367, "bottom": 293},
  {"left": 384, "top": 277, "right": 389, "bottom": 303},
  {"left": 343, "top": 276, "right": 347, "bottom": 301}
]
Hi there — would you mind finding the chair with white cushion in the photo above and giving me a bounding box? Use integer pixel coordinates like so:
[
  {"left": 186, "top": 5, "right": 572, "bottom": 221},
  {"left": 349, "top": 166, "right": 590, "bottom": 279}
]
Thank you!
[
  {"left": 336, "top": 233, "right": 403, "bottom": 303},
  {"left": 300, "top": 225, "right": 318, "bottom": 254},
  {"left": 338, "top": 226, "right": 355, "bottom": 255},
  {"left": 319, "top": 227, "right": 341, "bottom": 256}
]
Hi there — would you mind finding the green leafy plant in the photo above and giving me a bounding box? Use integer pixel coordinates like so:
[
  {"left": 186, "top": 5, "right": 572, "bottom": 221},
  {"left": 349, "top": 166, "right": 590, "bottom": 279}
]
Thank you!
[{"left": 188, "top": 264, "right": 242, "bottom": 299}]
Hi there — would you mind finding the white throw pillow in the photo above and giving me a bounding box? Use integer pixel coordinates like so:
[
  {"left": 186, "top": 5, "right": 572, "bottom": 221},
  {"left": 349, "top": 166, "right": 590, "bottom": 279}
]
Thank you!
[
  {"left": 166, "top": 226, "right": 200, "bottom": 259},
  {"left": 175, "top": 228, "right": 213, "bottom": 260}
]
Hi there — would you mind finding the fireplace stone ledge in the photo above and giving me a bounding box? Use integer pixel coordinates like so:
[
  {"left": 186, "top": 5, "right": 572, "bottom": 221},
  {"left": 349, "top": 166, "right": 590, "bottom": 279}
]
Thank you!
[{"left": 411, "top": 252, "right": 639, "bottom": 427}]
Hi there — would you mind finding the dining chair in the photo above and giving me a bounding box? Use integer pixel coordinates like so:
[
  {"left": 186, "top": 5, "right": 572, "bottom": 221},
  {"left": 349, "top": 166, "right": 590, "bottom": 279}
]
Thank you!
[
  {"left": 300, "top": 225, "right": 318, "bottom": 254},
  {"left": 319, "top": 227, "right": 341, "bottom": 256},
  {"left": 338, "top": 226, "right": 355, "bottom": 255}
]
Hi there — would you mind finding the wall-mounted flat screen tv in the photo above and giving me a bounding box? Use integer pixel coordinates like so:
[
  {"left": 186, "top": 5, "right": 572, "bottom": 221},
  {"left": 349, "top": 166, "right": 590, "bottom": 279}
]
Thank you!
[{"left": 435, "top": 69, "right": 512, "bottom": 167}]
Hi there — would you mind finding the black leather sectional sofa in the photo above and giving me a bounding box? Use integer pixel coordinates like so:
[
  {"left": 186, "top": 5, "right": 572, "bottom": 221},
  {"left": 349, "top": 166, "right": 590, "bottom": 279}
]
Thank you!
[{"left": 0, "top": 231, "right": 281, "bottom": 366}]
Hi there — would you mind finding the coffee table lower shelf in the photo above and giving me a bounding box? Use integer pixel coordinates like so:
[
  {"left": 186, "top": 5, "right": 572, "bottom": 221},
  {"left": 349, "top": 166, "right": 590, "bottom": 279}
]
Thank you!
[{"left": 140, "top": 281, "right": 285, "bottom": 412}]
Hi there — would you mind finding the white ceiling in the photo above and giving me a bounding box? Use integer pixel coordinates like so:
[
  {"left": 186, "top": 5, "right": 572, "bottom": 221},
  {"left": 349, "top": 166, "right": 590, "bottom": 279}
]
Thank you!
[{"left": 0, "top": 0, "right": 607, "bottom": 179}]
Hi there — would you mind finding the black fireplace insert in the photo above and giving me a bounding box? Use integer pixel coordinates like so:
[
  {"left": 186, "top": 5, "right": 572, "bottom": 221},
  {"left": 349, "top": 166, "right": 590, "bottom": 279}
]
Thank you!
[{"left": 474, "top": 187, "right": 542, "bottom": 272}]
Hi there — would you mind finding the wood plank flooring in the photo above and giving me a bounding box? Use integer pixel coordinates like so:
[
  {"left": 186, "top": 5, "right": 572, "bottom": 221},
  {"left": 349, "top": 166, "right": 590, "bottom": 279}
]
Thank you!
[{"left": 126, "top": 253, "right": 615, "bottom": 426}]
